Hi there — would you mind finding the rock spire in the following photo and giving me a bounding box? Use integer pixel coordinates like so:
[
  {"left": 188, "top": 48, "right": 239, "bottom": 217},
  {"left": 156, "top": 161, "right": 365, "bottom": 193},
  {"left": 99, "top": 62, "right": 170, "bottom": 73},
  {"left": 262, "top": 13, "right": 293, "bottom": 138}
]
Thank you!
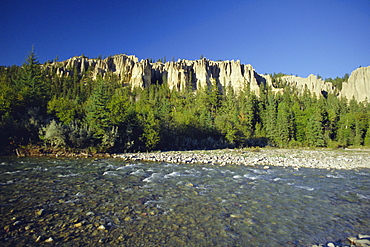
[{"left": 44, "top": 54, "right": 370, "bottom": 102}]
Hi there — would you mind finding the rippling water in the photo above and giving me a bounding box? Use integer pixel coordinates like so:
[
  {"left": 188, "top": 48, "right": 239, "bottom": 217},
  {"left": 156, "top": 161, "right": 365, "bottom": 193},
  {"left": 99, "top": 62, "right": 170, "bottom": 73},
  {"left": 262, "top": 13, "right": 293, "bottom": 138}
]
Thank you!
[{"left": 0, "top": 157, "right": 369, "bottom": 246}]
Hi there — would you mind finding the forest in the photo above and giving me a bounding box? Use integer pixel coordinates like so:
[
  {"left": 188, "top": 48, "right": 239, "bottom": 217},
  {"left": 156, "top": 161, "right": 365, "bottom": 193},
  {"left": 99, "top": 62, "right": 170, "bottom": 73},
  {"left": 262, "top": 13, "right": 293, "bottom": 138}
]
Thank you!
[{"left": 1, "top": 50, "right": 370, "bottom": 154}]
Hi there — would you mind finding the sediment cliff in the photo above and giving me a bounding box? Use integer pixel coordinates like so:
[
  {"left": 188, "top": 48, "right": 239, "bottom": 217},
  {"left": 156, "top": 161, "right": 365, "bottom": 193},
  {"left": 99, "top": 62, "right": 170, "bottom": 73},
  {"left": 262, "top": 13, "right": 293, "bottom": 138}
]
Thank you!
[
  {"left": 44, "top": 54, "right": 370, "bottom": 102},
  {"left": 340, "top": 66, "right": 370, "bottom": 102}
]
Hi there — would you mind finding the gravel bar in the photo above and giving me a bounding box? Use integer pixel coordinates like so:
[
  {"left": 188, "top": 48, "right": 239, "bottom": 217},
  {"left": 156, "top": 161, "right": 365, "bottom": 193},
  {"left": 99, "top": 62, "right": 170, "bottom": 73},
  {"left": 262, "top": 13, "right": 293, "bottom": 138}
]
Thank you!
[{"left": 114, "top": 148, "right": 370, "bottom": 170}]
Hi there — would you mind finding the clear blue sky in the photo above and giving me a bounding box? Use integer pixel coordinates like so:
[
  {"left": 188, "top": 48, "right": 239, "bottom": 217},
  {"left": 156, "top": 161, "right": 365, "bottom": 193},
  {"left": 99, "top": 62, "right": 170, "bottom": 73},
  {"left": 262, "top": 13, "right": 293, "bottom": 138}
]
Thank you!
[{"left": 1, "top": 0, "right": 369, "bottom": 78}]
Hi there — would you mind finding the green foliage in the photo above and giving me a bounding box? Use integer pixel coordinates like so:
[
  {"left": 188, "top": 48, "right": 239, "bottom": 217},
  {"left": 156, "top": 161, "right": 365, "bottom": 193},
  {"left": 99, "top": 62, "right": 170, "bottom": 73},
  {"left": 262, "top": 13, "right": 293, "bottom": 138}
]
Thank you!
[
  {"left": 325, "top": 73, "right": 349, "bottom": 91},
  {"left": 306, "top": 112, "right": 326, "bottom": 147},
  {"left": 364, "top": 123, "right": 370, "bottom": 147},
  {"left": 48, "top": 97, "right": 83, "bottom": 125},
  {"left": 17, "top": 48, "right": 49, "bottom": 108},
  {"left": 66, "top": 121, "right": 94, "bottom": 148},
  {"left": 1, "top": 49, "right": 370, "bottom": 153},
  {"left": 85, "top": 79, "right": 111, "bottom": 138},
  {"left": 270, "top": 72, "right": 288, "bottom": 88},
  {"left": 276, "top": 102, "right": 294, "bottom": 147},
  {"left": 39, "top": 120, "right": 66, "bottom": 147}
]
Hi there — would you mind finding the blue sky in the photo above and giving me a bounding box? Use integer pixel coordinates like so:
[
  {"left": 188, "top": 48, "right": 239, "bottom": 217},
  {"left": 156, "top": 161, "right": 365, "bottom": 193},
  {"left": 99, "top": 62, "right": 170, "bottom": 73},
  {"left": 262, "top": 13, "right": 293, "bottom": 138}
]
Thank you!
[{"left": 1, "top": 0, "right": 369, "bottom": 78}]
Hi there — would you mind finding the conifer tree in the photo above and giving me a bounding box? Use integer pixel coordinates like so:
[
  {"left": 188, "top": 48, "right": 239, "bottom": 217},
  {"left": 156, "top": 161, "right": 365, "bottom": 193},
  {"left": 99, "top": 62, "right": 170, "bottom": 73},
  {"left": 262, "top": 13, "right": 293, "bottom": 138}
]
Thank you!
[
  {"left": 276, "top": 101, "right": 294, "bottom": 147},
  {"left": 364, "top": 122, "right": 370, "bottom": 147},
  {"left": 18, "top": 47, "right": 48, "bottom": 108},
  {"left": 306, "top": 111, "right": 326, "bottom": 147},
  {"left": 85, "top": 79, "right": 111, "bottom": 139},
  {"left": 353, "top": 120, "right": 364, "bottom": 146},
  {"left": 264, "top": 93, "right": 278, "bottom": 145}
]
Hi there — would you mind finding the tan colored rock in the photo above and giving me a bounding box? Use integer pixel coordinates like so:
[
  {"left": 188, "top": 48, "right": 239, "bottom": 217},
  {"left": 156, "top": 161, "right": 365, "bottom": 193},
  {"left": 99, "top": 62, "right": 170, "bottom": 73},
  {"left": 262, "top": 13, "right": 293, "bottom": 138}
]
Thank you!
[
  {"left": 130, "top": 59, "right": 151, "bottom": 88},
  {"left": 279, "top": 74, "right": 335, "bottom": 97},
  {"left": 43, "top": 54, "right": 369, "bottom": 102},
  {"left": 340, "top": 66, "right": 370, "bottom": 102}
]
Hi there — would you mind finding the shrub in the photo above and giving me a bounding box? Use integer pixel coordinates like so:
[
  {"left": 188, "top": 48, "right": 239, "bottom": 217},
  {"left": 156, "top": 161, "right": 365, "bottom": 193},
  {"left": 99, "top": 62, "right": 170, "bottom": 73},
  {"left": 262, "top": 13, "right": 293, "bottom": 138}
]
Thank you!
[
  {"left": 39, "top": 120, "right": 66, "bottom": 147},
  {"left": 67, "top": 121, "right": 94, "bottom": 148}
]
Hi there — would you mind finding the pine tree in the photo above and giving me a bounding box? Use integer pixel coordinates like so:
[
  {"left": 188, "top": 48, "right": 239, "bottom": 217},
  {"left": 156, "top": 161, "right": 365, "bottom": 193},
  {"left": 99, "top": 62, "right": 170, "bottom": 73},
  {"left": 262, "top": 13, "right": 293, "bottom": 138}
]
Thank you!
[
  {"left": 17, "top": 47, "right": 48, "bottom": 108},
  {"left": 264, "top": 93, "right": 278, "bottom": 145},
  {"left": 306, "top": 111, "right": 326, "bottom": 147},
  {"left": 364, "top": 122, "right": 370, "bottom": 147},
  {"left": 353, "top": 120, "right": 364, "bottom": 146},
  {"left": 276, "top": 101, "right": 294, "bottom": 147},
  {"left": 85, "top": 79, "right": 111, "bottom": 139},
  {"left": 238, "top": 86, "right": 257, "bottom": 140}
]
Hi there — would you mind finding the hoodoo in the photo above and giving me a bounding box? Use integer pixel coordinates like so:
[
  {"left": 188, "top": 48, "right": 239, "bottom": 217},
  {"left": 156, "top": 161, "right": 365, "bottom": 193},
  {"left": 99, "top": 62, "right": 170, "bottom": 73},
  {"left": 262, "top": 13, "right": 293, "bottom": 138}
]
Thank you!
[{"left": 45, "top": 54, "right": 370, "bottom": 102}]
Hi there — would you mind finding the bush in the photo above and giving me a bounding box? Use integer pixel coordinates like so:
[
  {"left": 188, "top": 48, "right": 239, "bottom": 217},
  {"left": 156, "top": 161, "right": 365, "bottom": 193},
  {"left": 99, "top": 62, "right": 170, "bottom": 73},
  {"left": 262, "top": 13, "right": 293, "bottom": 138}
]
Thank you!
[
  {"left": 327, "top": 140, "right": 342, "bottom": 149},
  {"left": 67, "top": 121, "right": 94, "bottom": 148},
  {"left": 39, "top": 120, "right": 66, "bottom": 147}
]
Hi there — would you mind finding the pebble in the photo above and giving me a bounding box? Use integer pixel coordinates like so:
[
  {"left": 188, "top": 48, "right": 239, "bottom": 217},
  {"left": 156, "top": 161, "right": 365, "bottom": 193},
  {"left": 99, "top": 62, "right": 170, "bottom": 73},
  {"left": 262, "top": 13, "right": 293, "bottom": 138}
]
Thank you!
[
  {"left": 35, "top": 209, "right": 44, "bottom": 216},
  {"left": 74, "top": 222, "right": 83, "bottom": 227},
  {"left": 86, "top": 211, "right": 95, "bottom": 216},
  {"left": 230, "top": 214, "right": 243, "bottom": 218},
  {"left": 354, "top": 239, "right": 370, "bottom": 246},
  {"left": 13, "top": 220, "right": 22, "bottom": 226},
  {"left": 117, "top": 149, "right": 370, "bottom": 170},
  {"left": 359, "top": 234, "right": 370, "bottom": 239},
  {"left": 314, "top": 233, "right": 370, "bottom": 247},
  {"left": 45, "top": 237, "right": 54, "bottom": 243},
  {"left": 348, "top": 234, "right": 370, "bottom": 246},
  {"left": 97, "top": 225, "right": 106, "bottom": 230}
]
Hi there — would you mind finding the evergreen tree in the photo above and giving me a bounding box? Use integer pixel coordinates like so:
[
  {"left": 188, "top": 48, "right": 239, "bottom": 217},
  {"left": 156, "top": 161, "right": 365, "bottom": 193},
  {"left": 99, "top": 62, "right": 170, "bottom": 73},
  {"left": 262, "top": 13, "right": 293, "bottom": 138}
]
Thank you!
[
  {"left": 264, "top": 93, "right": 278, "bottom": 145},
  {"left": 353, "top": 120, "right": 364, "bottom": 146},
  {"left": 337, "top": 114, "right": 354, "bottom": 147},
  {"left": 276, "top": 101, "right": 294, "bottom": 147},
  {"left": 85, "top": 79, "right": 111, "bottom": 139},
  {"left": 306, "top": 111, "right": 326, "bottom": 147},
  {"left": 364, "top": 121, "right": 370, "bottom": 147},
  {"left": 17, "top": 47, "right": 48, "bottom": 108},
  {"left": 238, "top": 86, "right": 257, "bottom": 140}
]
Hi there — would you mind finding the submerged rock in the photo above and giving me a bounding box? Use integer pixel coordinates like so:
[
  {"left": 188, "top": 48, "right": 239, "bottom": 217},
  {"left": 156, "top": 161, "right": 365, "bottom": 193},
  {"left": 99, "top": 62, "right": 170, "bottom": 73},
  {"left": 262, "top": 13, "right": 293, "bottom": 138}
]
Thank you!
[
  {"left": 347, "top": 234, "right": 370, "bottom": 246},
  {"left": 45, "top": 237, "right": 54, "bottom": 243},
  {"left": 97, "top": 225, "right": 106, "bottom": 230},
  {"left": 35, "top": 208, "right": 45, "bottom": 216}
]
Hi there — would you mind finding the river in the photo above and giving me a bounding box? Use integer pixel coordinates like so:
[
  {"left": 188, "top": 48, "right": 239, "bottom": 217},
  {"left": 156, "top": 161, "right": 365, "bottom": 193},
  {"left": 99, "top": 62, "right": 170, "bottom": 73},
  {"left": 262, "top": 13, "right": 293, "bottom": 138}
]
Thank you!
[{"left": 1, "top": 156, "right": 369, "bottom": 246}]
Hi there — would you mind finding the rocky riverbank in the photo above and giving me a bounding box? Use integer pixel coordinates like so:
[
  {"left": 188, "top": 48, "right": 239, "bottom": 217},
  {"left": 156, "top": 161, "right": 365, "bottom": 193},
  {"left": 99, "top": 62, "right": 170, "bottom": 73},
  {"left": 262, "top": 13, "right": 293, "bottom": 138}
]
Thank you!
[
  {"left": 11, "top": 147, "right": 370, "bottom": 170},
  {"left": 312, "top": 234, "right": 370, "bottom": 247},
  {"left": 115, "top": 148, "right": 370, "bottom": 170}
]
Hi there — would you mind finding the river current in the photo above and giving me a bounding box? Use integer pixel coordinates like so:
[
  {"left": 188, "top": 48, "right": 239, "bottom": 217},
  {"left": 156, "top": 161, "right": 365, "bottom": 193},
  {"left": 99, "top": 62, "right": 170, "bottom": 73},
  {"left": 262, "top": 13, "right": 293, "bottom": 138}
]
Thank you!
[{"left": 0, "top": 157, "right": 369, "bottom": 246}]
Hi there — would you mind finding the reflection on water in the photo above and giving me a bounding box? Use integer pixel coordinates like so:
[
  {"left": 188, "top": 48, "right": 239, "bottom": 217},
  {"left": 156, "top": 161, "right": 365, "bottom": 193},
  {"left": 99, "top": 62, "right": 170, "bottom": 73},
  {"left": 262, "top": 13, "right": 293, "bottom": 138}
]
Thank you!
[{"left": 0, "top": 157, "right": 369, "bottom": 246}]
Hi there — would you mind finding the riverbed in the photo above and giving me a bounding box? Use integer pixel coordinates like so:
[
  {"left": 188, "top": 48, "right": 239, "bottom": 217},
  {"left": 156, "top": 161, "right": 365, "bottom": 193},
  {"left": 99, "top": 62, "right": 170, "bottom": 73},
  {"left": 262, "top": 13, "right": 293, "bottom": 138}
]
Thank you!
[{"left": 1, "top": 156, "right": 369, "bottom": 246}]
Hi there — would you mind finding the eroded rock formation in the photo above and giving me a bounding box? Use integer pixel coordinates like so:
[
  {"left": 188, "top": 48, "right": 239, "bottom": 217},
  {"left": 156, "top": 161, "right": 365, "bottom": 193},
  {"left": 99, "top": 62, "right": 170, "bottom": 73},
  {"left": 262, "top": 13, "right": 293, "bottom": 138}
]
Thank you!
[
  {"left": 278, "top": 74, "right": 335, "bottom": 96},
  {"left": 44, "top": 54, "right": 370, "bottom": 102},
  {"left": 340, "top": 66, "right": 370, "bottom": 102}
]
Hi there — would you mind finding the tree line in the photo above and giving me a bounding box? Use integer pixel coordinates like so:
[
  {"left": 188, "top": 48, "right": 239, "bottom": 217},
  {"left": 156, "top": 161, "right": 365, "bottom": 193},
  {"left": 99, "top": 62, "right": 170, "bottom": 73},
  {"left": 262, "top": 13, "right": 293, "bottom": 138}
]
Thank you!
[{"left": 1, "top": 50, "right": 370, "bottom": 154}]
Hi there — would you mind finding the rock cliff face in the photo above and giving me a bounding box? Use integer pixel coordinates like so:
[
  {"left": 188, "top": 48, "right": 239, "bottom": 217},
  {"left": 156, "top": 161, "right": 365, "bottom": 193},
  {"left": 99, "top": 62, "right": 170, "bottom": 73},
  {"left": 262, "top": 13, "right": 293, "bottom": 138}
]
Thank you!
[
  {"left": 151, "top": 58, "right": 263, "bottom": 94},
  {"left": 278, "top": 74, "right": 335, "bottom": 96},
  {"left": 340, "top": 66, "right": 370, "bottom": 102},
  {"left": 45, "top": 54, "right": 370, "bottom": 102}
]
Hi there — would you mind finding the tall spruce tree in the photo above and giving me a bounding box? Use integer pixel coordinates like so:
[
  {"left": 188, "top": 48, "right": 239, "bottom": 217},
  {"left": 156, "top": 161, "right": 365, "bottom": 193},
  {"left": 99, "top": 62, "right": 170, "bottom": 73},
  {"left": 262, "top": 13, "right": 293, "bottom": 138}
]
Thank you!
[
  {"left": 264, "top": 92, "right": 278, "bottom": 145},
  {"left": 85, "top": 79, "right": 111, "bottom": 139},
  {"left": 364, "top": 121, "right": 370, "bottom": 147},
  {"left": 276, "top": 102, "right": 292, "bottom": 147},
  {"left": 18, "top": 47, "right": 48, "bottom": 108},
  {"left": 306, "top": 111, "right": 326, "bottom": 147}
]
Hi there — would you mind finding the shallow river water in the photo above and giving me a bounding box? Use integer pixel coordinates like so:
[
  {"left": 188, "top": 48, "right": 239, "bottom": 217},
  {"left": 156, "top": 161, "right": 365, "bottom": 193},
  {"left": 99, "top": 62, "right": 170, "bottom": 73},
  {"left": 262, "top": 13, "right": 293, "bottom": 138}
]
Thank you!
[{"left": 0, "top": 157, "right": 369, "bottom": 246}]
